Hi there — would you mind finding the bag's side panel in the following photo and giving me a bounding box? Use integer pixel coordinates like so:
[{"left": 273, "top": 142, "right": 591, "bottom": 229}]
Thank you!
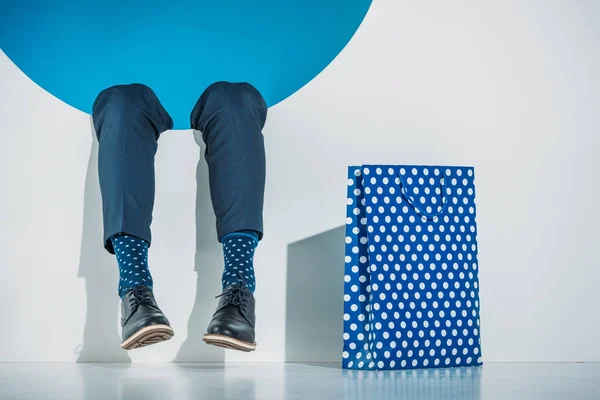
[{"left": 343, "top": 166, "right": 374, "bottom": 370}]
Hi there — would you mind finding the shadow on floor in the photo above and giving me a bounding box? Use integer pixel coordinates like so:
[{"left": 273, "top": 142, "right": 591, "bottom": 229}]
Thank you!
[
  {"left": 175, "top": 364, "right": 226, "bottom": 370},
  {"left": 76, "top": 118, "right": 131, "bottom": 363},
  {"left": 287, "top": 362, "right": 342, "bottom": 370},
  {"left": 78, "top": 363, "right": 174, "bottom": 400},
  {"left": 285, "top": 226, "right": 346, "bottom": 364},
  {"left": 173, "top": 139, "right": 225, "bottom": 363}
]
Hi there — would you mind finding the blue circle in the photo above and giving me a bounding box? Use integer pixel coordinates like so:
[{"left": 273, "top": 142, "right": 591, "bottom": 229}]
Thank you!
[{"left": 0, "top": 1, "right": 371, "bottom": 129}]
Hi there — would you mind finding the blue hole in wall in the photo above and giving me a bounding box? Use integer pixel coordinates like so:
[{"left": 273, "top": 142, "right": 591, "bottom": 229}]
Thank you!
[{"left": 0, "top": 1, "right": 372, "bottom": 129}]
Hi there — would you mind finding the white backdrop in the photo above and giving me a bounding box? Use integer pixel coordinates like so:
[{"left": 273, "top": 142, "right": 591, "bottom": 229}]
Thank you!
[{"left": 1, "top": 0, "right": 599, "bottom": 362}]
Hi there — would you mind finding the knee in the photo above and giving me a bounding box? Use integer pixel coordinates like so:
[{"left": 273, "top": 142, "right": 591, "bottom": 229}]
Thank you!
[
  {"left": 204, "top": 81, "right": 265, "bottom": 107},
  {"left": 92, "top": 83, "right": 172, "bottom": 137},
  {"left": 190, "top": 81, "right": 267, "bottom": 130},
  {"left": 92, "top": 83, "right": 157, "bottom": 115}
]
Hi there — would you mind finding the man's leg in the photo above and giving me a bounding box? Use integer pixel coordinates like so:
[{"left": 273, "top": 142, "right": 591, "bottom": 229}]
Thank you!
[
  {"left": 190, "top": 81, "right": 267, "bottom": 352},
  {"left": 92, "top": 83, "right": 175, "bottom": 350}
]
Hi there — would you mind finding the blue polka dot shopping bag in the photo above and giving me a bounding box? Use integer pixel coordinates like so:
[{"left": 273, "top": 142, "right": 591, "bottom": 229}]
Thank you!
[{"left": 343, "top": 165, "right": 483, "bottom": 370}]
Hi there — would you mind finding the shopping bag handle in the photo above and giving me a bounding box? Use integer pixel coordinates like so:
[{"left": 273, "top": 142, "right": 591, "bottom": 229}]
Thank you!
[{"left": 398, "top": 172, "right": 448, "bottom": 220}]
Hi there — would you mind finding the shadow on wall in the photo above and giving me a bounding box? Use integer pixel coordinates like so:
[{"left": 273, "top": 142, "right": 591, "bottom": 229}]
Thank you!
[
  {"left": 285, "top": 226, "right": 345, "bottom": 364},
  {"left": 76, "top": 123, "right": 223, "bottom": 363},
  {"left": 76, "top": 118, "right": 131, "bottom": 363},
  {"left": 173, "top": 131, "right": 225, "bottom": 362}
]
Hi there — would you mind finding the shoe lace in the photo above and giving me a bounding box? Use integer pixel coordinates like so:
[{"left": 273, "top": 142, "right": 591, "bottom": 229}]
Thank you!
[
  {"left": 216, "top": 273, "right": 250, "bottom": 311},
  {"left": 128, "top": 287, "right": 155, "bottom": 307}
]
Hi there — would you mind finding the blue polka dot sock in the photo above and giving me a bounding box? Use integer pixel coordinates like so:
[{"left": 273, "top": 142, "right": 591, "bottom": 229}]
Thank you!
[
  {"left": 110, "top": 233, "right": 153, "bottom": 297},
  {"left": 222, "top": 231, "right": 258, "bottom": 292}
]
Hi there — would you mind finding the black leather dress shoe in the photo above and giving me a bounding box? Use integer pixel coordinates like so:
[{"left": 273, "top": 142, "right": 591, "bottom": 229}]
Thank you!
[
  {"left": 203, "top": 280, "right": 257, "bottom": 352},
  {"left": 120, "top": 286, "right": 174, "bottom": 350}
]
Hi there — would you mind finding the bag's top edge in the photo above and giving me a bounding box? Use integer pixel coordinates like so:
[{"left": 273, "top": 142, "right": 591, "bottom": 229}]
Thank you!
[{"left": 349, "top": 165, "right": 476, "bottom": 169}]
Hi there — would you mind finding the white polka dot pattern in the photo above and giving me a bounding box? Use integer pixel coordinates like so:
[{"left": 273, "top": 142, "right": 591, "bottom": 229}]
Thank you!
[
  {"left": 112, "top": 233, "right": 153, "bottom": 297},
  {"left": 222, "top": 235, "right": 257, "bottom": 291},
  {"left": 343, "top": 165, "right": 483, "bottom": 370}
]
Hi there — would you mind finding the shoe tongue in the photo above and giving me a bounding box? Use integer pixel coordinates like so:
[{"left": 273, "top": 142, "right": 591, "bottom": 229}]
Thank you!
[
  {"left": 224, "top": 282, "right": 243, "bottom": 292},
  {"left": 128, "top": 287, "right": 154, "bottom": 306}
]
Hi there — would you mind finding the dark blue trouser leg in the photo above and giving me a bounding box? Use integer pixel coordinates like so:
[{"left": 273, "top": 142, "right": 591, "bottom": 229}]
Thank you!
[
  {"left": 92, "top": 84, "right": 173, "bottom": 254},
  {"left": 190, "top": 82, "right": 268, "bottom": 242}
]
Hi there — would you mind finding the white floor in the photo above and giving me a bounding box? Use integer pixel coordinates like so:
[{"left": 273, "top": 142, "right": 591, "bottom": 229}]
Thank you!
[{"left": 0, "top": 363, "right": 598, "bottom": 400}]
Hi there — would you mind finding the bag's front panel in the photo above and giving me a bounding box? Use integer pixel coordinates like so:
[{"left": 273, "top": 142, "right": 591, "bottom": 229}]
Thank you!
[
  {"left": 343, "top": 166, "right": 375, "bottom": 369},
  {"left": 360, "top": 165, "right": 482, "bottom": 370}
]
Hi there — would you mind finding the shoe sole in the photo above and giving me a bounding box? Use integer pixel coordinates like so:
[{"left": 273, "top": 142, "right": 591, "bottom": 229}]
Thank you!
[
  {"left": 121, "top": 324, "right": 174, "bottom": 350},
  {"left": 202, "top": 334, "right": 257, "bottom": 352}
]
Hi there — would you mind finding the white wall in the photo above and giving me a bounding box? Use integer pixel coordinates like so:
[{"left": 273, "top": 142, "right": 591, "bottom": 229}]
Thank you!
[{"left": 1, "top": 0, "right": 599, "bottom": 362}]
